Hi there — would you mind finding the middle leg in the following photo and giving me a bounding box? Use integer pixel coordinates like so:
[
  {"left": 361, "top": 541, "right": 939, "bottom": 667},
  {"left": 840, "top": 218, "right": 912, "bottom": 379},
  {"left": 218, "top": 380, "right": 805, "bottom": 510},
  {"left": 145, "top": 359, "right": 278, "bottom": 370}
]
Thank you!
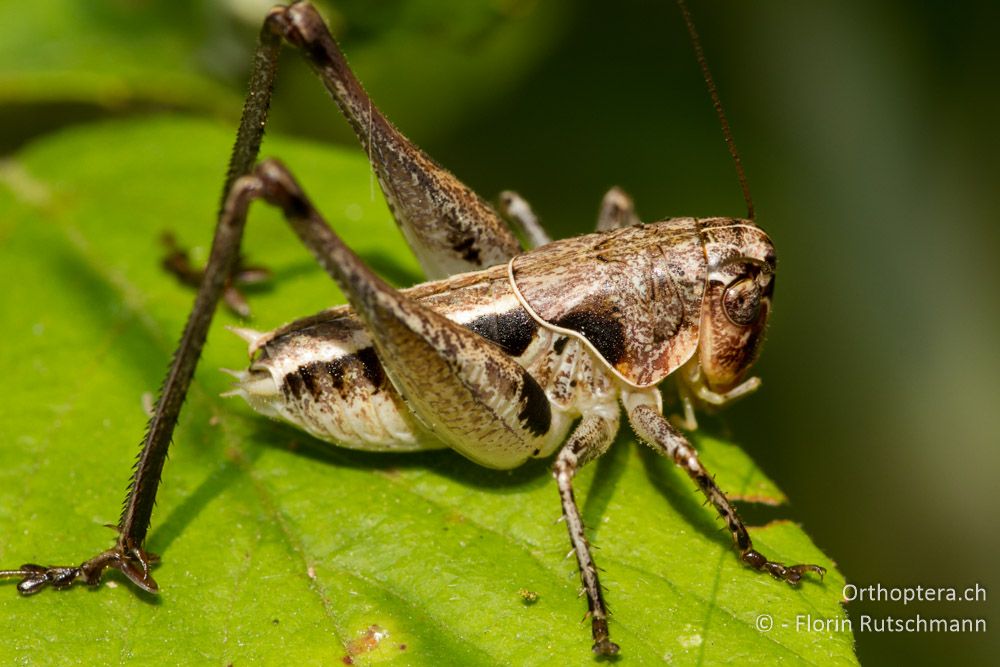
[
  {"left": 553, "top": 411, "right": 621, "bottom": 656},
  {"left": 624, "top": 394, "right": 825, "bottom": 583},
  {"left": 595, "top": 186, "right": 640, "bottom": 232},
  {"left": 498, "top": 190, "right": 552, "bottom": 249}
]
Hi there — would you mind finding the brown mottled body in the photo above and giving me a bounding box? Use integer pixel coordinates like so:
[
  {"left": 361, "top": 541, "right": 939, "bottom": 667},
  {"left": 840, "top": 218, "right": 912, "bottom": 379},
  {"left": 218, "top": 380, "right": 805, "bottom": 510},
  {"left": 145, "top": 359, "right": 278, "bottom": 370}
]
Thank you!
[
  {"left": 233, "top": 217, "right": 746, "bottom": 462},
  {"left": 235, "top": 243, "right": 629, "bottom": 462},
  {"left": 2, "top": 2, "right": 824, "bottom": 658}
]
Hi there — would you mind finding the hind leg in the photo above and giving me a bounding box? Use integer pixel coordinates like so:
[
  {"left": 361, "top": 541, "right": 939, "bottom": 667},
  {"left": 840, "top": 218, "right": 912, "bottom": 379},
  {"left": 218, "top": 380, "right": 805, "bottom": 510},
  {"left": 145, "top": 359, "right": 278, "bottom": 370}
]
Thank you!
[
  {"left": 2, "top": 155, "right": 555, "bottom": 594},
  {"left": 273, "top": 2, "right": 523, "bottom": 278},
  {"left": 165, "top": 2, "right": 533, "bottom": 314}
]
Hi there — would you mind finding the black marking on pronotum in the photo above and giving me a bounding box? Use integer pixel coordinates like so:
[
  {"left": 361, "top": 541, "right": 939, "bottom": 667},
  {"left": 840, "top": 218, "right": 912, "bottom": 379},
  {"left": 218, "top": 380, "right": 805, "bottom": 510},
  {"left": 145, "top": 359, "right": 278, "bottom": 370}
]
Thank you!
[
  {"left": 464, "top": 308, "right": 538, "bottom": 357},
  {"left": 553, "top": 309, "right": 626, "bottom": 366},
  {"left": 517, "top": 370, "right": 551, "bottom": 437}
]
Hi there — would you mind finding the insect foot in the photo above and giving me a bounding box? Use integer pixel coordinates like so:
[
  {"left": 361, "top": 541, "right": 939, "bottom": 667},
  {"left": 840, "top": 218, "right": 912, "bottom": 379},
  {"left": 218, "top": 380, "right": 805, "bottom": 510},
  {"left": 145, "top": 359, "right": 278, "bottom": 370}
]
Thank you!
[
  {"left": 742, "top": 549, "right": 826, "bottom": 584},
  {"left": 1, "top": 543, "right": 160, "bottom": 595},
  {"left": 593, "top": 637, "right": 621, "bottom": 657},
  {"left": 161, "top": 231, "right": 272, "bottom": 318},
  {"left": 2, "top": 564, "right": 82, "bottom": 595}
]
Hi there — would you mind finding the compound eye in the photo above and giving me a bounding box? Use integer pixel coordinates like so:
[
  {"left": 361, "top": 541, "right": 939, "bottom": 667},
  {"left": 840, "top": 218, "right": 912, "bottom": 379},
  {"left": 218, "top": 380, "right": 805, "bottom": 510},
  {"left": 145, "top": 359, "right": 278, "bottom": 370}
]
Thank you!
[{"left": 722, "top": 277, "right": 762, "bottom": 326}]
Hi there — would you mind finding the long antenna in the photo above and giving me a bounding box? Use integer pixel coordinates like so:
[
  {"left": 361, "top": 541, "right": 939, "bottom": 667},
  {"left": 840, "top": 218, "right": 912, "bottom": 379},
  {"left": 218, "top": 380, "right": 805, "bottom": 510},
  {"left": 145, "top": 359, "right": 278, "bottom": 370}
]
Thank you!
[{"left": 676, "top": 0, "right": 754, "bottom": 220}]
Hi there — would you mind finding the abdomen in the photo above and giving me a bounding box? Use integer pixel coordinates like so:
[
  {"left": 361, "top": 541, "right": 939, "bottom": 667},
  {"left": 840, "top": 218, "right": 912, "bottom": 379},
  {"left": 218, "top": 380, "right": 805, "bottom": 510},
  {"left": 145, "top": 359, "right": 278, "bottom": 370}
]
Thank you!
[{"left": 229, "top": 264, "right": 618, "bottom": 455}]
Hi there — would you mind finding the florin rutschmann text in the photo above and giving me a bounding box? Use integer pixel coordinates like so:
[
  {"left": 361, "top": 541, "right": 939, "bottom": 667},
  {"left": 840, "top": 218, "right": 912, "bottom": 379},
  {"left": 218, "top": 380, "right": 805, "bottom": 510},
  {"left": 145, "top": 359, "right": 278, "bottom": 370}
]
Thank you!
[{"left": 754, "top": 583, "right": 988, "bottom": 635}]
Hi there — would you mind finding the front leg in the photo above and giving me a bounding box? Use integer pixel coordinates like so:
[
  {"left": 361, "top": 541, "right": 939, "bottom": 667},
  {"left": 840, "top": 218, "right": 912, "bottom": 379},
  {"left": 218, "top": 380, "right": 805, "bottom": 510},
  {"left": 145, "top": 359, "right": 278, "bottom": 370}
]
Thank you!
[
  {"left": 624, "top": 394, "right": 826, "bottom": 583},
  {"left": 673, "top": 358, "right": 762, "bottom": 430}
]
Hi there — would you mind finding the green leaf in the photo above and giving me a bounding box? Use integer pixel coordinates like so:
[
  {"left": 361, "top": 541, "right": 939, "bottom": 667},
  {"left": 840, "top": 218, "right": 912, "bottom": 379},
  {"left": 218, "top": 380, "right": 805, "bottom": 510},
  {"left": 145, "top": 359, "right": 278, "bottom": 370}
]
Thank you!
[{"left": 0, "top": 118, "right": 856, "bottom": 665}]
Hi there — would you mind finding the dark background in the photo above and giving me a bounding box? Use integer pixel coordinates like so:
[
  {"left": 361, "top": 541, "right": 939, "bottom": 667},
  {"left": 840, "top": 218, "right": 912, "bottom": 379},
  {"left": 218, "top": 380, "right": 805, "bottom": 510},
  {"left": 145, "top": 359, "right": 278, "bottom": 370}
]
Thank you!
[{"left": 2, "top": 1, "right": 997, "bottom": 664}]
